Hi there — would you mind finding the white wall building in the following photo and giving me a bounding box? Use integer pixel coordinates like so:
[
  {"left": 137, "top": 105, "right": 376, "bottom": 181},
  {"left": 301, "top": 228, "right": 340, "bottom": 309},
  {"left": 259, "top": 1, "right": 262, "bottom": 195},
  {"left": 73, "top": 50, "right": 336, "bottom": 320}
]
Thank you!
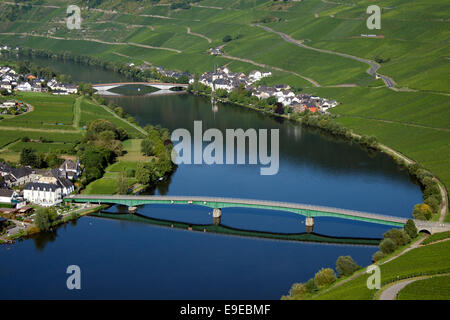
[{"left": 23, "top": 182, "right": 62, "bottom": 207}]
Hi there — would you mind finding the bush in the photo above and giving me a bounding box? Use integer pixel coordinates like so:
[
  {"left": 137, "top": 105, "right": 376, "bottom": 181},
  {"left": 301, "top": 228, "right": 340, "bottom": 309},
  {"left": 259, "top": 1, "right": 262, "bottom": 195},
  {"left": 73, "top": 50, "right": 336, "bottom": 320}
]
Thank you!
[
  {"left": 305, "top": 278, "right": 318, "bottom": 293},
  {"left": 289, "top": 283, "right": 306, "bottom": 298},
  {"left": 372, "top": 251, "right": 385, "bottom": 262},
  {"left": 223, "top": 35, "right": 232, "bottom": 42},
  {"left": 424, "top": 196, "right": 440, "bottom": 213},
  {"left": 379, "top": 238, "right": 396, "bottom": 254},
  {"left": 404, "top": 219, "right": 418, "bottom": 239},
  {"left": 413, "top": 203, "right": 433, "bottom": 220},
  {"left": 314, "top": 268, "right": 337, "bottom": 288},
  {"left": 336, "top": 256, "right": 360, "bottom": 277},
  {"left": 383, "top": 228, "right": 411, "bottom": 247},
  {"left": 126, "top": 168, "right": 135, "bottom": 178}
]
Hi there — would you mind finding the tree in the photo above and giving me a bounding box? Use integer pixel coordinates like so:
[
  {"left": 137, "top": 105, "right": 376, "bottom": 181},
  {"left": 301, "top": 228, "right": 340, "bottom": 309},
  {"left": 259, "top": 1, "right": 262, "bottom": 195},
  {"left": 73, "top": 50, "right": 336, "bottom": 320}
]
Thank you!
[
  {"left": 304, "top": 278, "right": 317, "bottom": 293},
  {"left": 379, "top": 238, "right": 396, "bottom": 254},
  {"left": 223, "top": 35, "right": 232, "bottom": 42},
  {"left": 117, "top": 171, "right": 128, "bottom": 194},
  {"left": 288, "top": 283, "right": 306, "bottom": 299},
  {"left": 34, "top": 208, "right": 52, "bottom": 231},
  {"left": 136, "top": 162, "right": 151, "bottom": 185},
  {"left": 372, "top": 251, "right": 385, "bottom": 262},
  {"left": 274, "top": 102, "right": 284, "bottom": 114},
  {"left": 267, "top": 96, "right": 277, "bottom": 105},
  {"left": 20, "top": 147, "right": 38, "bottom": 167},
  {"left": 413, "top": 203, "right": 432, "bottom": 220},
  {"left": 336, "top": 256, "right": 360, "bottom": 277},
  {"left": 141, "top": 138, "right": 155, "bottom": 156},
  {"left": 404, "top": 219, "right": 418, "bottom": 239},
  {"left": 314, "top": 268, "right": 337, "bottom": 288},
  {"left": 424, "top": 196, "right": 439, "bottom": 214},
  {"left": 383, "top": 228, "right": 411, "bottom": 247}
]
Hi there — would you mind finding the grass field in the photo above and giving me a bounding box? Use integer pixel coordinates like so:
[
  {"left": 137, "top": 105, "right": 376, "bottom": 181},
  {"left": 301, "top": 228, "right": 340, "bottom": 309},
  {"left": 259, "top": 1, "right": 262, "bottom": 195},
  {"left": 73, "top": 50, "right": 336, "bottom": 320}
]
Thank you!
[
  {"left": 82, "top": 138, "right": 151, "bottom": 195},
  {"left": 0, "top": 94, "right": 146, "bottom": 163},
  {"left": 313, "top": 239, "right": 450, "bottom": 300},
  {"left": 397, "top": 275, "right": 450, "bottom": 300},
  {"left": 0, "top": 1, "right": 447, "bottom": 192},
  {"left": 421, "top": 231, "right": 450, "bottom": 246}
]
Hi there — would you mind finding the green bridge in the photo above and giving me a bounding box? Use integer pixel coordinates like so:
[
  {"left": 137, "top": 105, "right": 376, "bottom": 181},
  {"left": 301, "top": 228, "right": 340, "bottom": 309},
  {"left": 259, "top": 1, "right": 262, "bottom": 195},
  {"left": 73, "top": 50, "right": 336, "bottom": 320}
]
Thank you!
[{"left": 65, "top": 195, "right": 450, "bottom": 234}]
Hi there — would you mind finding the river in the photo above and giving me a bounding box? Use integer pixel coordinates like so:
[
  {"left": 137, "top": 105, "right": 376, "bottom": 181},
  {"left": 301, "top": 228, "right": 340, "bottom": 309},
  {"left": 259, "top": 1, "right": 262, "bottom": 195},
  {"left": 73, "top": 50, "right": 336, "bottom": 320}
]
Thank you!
[{"left": 0, "top": 56, "right": 422, "bottom": 299}]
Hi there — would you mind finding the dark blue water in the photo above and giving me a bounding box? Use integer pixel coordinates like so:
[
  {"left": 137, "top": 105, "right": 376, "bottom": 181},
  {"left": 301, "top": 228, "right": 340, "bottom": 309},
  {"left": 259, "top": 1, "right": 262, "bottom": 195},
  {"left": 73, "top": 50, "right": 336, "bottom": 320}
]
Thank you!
[{"left": 0, "top": 58, "right": 422, "bottom": 299}]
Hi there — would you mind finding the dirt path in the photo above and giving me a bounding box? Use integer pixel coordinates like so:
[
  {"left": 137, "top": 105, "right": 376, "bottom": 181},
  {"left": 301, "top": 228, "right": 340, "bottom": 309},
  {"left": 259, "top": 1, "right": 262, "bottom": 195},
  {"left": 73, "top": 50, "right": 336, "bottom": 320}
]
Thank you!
[
  {"left": 73, "top": 97, "right": 81, "bottom": 129},
  {"left": 314, "top": 235, "right": 427, "bottom": 298},
  {"left": 95, "top": 101, "right": 147, "bottom": 136},
  {"left": 0, "top": 125, "right": 80, "bottom": 134},
  {"left": 221, "top": 54, "right": 320, "bottom": 87},
  {"left": 186, "top": 27, "right": 212, "bottom": 43},
  {"left": 346, "top": 116, "right": 450, "bottom": 133},
  {"left": 0, "top": 33, "right": 182, "bottom": 54},
  {"left": 436, "top": 179, "right": 449, "bottom": 222},
  {"left": 112, "top": 52, "right": 152, "bottom": 65},
  {"left": 255, "top": 24, "right": 396, "bottom": 88},
  {"left": 381, "top": 235, "right": 426, "bottom": 265}
]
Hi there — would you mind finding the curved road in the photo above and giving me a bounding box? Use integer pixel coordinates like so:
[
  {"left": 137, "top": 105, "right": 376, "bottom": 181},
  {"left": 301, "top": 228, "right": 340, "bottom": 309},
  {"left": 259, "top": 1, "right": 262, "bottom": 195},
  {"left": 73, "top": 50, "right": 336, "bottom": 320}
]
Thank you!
[
  {"left": 255, "top": 24, "right": 396, "bottom": 88},
  {"left": 379, "top": 273, "right": 450, "bottom": 300}
]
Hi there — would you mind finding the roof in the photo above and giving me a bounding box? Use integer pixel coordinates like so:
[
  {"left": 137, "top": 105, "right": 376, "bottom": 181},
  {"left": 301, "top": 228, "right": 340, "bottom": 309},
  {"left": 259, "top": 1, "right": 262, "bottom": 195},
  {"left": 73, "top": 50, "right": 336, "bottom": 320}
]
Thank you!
[
  {"left": 58, "top": 177, "right": 73, "bottom": 189},
  {"left": 0, "top": 161, "right": 12, "bottom": 173},
  {"left": 10, "top": 167, "right": 33, "bottom": 179},
  {"left": 60, "top": 159, "right": 78, "bottom": 171},
  {"left": 0, "top": 188, "right": 14, "bottom": 197},
  {"left": 24, "top": 182, "right": 61, "bottom": 192}
]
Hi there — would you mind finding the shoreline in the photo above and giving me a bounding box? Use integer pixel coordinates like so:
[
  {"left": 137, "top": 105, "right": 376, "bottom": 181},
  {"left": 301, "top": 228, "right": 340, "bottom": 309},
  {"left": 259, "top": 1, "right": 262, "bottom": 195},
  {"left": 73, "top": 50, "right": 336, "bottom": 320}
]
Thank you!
[{"left": 1, "top": 49, "right": 447, "bottom": 242}]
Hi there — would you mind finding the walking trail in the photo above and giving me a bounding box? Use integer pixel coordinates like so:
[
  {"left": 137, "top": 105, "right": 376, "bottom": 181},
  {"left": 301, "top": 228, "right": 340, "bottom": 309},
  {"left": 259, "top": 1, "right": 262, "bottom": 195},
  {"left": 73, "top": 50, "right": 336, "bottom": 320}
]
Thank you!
[{"left": 254, "top": 24, "right": 396, "bottom": 88}]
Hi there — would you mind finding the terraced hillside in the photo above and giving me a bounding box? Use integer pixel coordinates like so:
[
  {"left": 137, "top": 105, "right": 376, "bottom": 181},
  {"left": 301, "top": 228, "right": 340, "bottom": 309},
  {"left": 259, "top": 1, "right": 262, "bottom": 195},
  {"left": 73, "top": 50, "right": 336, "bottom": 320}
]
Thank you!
[{"left": 0, "top": 0, "right": 449, "bottom": 197}]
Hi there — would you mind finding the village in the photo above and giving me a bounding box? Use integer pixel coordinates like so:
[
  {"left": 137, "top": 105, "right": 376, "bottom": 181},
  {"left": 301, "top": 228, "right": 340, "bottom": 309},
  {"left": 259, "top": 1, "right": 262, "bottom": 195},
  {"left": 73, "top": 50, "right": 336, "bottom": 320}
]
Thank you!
[
  {"left": 0, "top": 65, "right": 78, "bottom": 95},
  {"left": 197, "top": 66, "right": 338, "bottom": 113},
  {"left": 0, "top": 159, "right": 85, "bottom": 240}
]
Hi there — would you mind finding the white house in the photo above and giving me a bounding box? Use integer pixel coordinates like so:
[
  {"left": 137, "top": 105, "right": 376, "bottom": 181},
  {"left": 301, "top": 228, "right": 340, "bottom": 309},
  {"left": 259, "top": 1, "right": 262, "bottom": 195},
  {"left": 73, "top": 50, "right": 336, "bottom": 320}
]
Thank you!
[
  {"left": 0, "top": 188, "right": 16, "bottom": 204},
  {"left": 23, "top": 182, "right": 62, "bottom": 207},
  {"left": 16, "top": 82, "right": 32, "bottom": 92},
  {"left": 59, "top": 159, "right": 81, "bottom": 180}
]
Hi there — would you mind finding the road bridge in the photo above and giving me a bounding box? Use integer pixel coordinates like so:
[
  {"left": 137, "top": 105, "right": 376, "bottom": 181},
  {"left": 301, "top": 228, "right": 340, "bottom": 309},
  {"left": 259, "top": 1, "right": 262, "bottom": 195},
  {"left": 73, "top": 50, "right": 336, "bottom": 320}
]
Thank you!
[
  {"left": 92, "top": 82, "right": 188, "bottom": 93},
  {"left": 65, "top": 195, "right": 450, "bottom": 234}
]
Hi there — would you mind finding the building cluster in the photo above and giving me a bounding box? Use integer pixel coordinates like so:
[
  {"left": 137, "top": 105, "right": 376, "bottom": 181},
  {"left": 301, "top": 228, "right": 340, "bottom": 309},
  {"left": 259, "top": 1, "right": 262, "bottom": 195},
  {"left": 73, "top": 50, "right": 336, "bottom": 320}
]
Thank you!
[
  {"left": 155, "top": 66, "right": 193, "bottom": 82},
  {"left": 0, "top": 159, "right": 80, "bottom": 207},
  {"left": 208, "top": 47, "right": 222, "bottom": 56},
  {"left": 0, "top": 65, "right": 78, "bottom": 95},
  {"left": 199, "top": 66, "right": 272, "bottom": 92},
  {"left": 198, "top": 66, "right": 338, "bottom": 113},
  {"left": 0, "top": 100, "right": 27, "bottom": 115},
  {"left": 253, "top": 85, "right": 338, "bottom": 113}
]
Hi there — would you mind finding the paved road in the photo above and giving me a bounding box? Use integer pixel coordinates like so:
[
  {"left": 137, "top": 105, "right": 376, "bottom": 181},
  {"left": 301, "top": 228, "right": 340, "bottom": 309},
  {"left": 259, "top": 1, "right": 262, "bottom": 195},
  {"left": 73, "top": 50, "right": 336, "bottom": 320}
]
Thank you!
[
  {"left": 379, "top": 279, "right": 417, "bottom": 300},
  {"left": 255, "top": 24, "right": 396, "bottom": 88}
]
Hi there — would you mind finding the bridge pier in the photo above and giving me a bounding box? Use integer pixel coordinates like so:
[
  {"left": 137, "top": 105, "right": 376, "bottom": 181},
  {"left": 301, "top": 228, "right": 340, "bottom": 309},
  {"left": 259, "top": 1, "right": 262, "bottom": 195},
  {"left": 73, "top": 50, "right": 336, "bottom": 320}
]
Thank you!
[
  {"left": 128, "top": 206, "right": 137, "bottom": 213},
  {"left": 305, "top": 217, "right": 314, "bottom": 233},
  {"left": 213, "top": 208, "right": 222, "bottom": 225}
]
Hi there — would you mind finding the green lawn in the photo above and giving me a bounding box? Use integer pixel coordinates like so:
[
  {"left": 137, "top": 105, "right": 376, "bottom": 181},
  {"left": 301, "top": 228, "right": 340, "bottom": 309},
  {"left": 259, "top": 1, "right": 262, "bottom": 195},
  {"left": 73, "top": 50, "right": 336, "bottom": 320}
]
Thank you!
[
  {"left": 82, "top": 139, "right": 146, "bottom": 195},
  {"left": 0, "top": 92, "right": 76, "bottom": 130},
  {"left": 397, "top": 275, "right": 450, "bottom": 300},
  {"left": 313, "top": 240, "right": 450, "bottom": 300},
  {"left": 422, "top": 231, "right": 450, "bottom": 246}
]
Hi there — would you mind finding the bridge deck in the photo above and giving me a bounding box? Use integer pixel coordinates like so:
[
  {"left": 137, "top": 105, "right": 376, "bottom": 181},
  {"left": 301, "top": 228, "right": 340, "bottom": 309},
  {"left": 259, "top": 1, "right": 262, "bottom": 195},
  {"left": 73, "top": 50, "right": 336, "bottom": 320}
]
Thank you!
[{"left": 65, "top": 194, "right": 450, "bottom": 231}]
